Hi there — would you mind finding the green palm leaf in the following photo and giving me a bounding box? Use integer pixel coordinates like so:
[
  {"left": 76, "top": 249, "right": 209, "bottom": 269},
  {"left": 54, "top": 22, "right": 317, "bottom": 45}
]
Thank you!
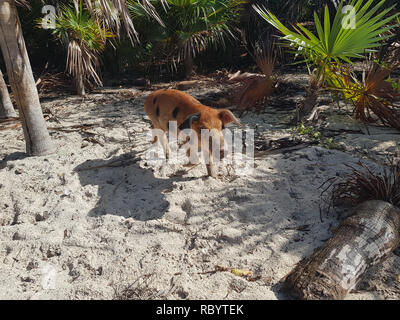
[{"left": 254, "top": 0, "right": 399, "bottom": 68}]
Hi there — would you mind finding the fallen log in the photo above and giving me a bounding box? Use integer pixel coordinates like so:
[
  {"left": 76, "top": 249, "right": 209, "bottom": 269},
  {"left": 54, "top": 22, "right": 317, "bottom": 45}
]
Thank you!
[
  {"left": 176, "top": 80, "right": 198, "bottom": 90},
  {"left": 283, "top": 200, "right": 400, "bottom": 300}
]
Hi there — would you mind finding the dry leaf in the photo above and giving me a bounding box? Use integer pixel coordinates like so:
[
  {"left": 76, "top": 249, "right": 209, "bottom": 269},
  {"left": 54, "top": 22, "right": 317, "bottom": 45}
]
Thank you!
[{"left": 231, "top": 269, "right": 252, "bottom": 277}]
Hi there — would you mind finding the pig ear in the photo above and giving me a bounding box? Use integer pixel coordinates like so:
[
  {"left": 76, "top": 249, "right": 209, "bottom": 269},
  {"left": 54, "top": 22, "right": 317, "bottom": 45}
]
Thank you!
[
  {"left": 179, "top": 112, "right": 202, "bottom": 131},
  {"left": 218, "top": 109, "right": 241, "bottom": 126}
]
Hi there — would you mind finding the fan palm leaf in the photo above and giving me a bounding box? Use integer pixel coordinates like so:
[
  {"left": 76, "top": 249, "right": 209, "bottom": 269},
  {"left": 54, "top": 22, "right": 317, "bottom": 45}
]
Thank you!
[
  {"left": 127, "top": 0, "right": 242, "bottom": 73},
  {"left": 328, "top": 62, "right": 400, "bottom": 129},
  {"left": 53, "top": 2, "right": 114, "bottom": 93},
  {"left": 81, "top": 0, "right": 166, "bottom": 43},
  {"left": 254, "top": 0, "right": 399, "bottom": 75}
]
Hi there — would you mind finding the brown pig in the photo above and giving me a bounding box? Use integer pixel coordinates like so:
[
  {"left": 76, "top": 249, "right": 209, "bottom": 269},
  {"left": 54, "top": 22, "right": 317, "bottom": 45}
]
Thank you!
[{"left": 144, "top": 89, "right": 240, "bottom": 177}]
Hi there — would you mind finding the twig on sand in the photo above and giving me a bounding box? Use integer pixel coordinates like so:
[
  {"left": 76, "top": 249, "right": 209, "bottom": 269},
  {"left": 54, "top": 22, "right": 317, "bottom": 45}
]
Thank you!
[
  {"left": 0, "top": 109, "right": 63, "bottom": 131},
  {"left": 113, "top": 273, "right": 175, "bottom": 300},
  {"left": 0, "top": 117, "right": 19, "bottom": 124},
  {"left": 254, "top": 142, "right": 313, "bottom": 158},
  {"left": 43, "top": 107, "right": 62, "bottom": 124},
  {"left": 83, "top": 137, "right": 104, "bottom": 147},
  {"left": 0, "top": 123, "right": 21, "bottom": 131},
  {"left": 0, "top": 117, "right": 21, "bottom": 131},
  {"left": 48, "top": 123, "right": 108, "bottom": 146},
  {"left": 196, "top": 265, "right": 229, "bottom": 275},
  {"left": 47, "top": 123, "right": 97, "bottom": 132},
  {"left": 113, "top": 180, "right": 125, "bottom": 194}
]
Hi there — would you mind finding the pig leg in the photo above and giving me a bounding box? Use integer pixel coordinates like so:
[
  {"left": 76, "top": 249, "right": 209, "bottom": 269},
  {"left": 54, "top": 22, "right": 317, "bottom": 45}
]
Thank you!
[
  {"left": 206, "top": 151, "right": 218, "bottom": 178},
  {"left": 150, "top": 124, "right": 158, "bottom": 144},
  {"left": 151, "top": 123, "right": 170, "bottom": 160},
  {"left": 159, "top": 132, "right": 170, "bottom": 160},
  {"left": 201, "top": 139, "right": 217, "bottom": 177},
  {"left": 184, "top": 148, "right": 200, "bottom": 166}
]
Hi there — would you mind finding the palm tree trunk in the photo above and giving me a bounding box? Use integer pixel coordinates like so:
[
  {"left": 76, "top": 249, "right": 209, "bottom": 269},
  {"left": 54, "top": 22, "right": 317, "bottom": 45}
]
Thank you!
[
  {"left": 0, "top": 0, "right": 55, "bottom": 156},
  {"left": 296, "top": 86, "right": 319, "bottom": 122},
  {"left": 293, "top": 74, "right": 320, "bottom": 124},
  {"left": 0, "top": 68, "right": 16, "bottom": 118},
  {"left": 75, "top": 74, "right": 86, "bottom": 96},
  {"left": 283, "top": 200, "right": 400, "bottom": 300},
  {"left": 184, "top": 53, "right": 194, "bottom": 79}
]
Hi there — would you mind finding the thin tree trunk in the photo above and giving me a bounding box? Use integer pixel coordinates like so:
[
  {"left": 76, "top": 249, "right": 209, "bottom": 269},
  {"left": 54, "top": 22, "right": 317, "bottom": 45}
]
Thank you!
[
  {"left": 283, "top": 200, "right": 400, "bottom": 300},
  {"left": 75, "top": 73, "right": 85, "bottom": 96},
  {"left": 0, "top": 0, "right": 55, "bottom": 156},
  {"left": 0, "top": 68, "right": 16, "bottom": 118},
  {"left": 184, "top": 53, "right": 194, "bottom": 79},
  {"left": 294, "top": 82, "right": 320, "bottom": 124}
]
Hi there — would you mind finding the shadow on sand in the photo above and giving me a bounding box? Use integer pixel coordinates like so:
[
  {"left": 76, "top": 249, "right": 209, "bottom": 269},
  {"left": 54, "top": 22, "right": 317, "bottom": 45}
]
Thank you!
[{"left": 74, "top": 152, "right": 194, "bottom": 221}]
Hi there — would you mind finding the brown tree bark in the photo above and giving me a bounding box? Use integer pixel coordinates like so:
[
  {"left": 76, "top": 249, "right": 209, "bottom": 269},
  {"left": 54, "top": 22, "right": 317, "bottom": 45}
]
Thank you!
[
  {"left": 75, "top": 73, "right": 86, "bottom": 96},
  {"left": 184, "top": 53, "right": 194, "bottom": 79},
  {"left": 0, "top": 0, "right": 55, "bottom": 155},
  {"left": 294, "top": 81, "right": 320, "bottom": 123},
  {"left": 0, "top": 68, "right": 16, "bottom": 118},
  {"left": 283, "top": 200, "right": 400, "bottom": 300}
]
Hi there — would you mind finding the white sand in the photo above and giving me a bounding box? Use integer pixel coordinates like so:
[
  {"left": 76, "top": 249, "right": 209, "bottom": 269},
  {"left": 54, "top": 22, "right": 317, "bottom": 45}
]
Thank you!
[{"left": 0, "top": 84, "right": 399, "bottom": 300}]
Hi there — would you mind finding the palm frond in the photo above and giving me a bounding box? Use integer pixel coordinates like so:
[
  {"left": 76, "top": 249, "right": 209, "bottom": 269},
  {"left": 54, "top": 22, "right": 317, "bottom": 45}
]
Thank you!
[
  {"left": 127, "top": 0, "right": 242, "bottom": 72},
  {"left": 14, "top": 0, "right": 30, "bottom": 8},
  {"left": 254, "top": 0, "right": 399, "bottom": 70},
  {"left": 328, "top": 61, "right": 400, "bottom": 129},
  {"left": 84, "top": 0, "right": 166, "bottom": 43},
  {"left": 329, "top": 161, "right": 400, "bottom": 208},
  {"left": 53, "top": 2, "right": 114, "bottom": 91},
  {"left": 66, "top": 38, "right": 102, "bottom": 87},
  {"left": 235, "top": 42, "right": 277, "bottom": 112}
]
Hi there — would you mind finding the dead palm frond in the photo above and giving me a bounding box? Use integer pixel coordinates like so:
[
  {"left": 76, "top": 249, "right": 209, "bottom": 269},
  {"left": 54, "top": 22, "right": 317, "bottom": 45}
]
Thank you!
[
  {"left": 328, "top": 161, "right": 400, "bottom": 209},
  {"left": 53, "top": 2, "right": 114, "bottom": 94},
  {"left": 83, "top": 0, "right": 165, "bottom": 44},
  {"left": 328, "top": 62, "right": 400, "bottom": 130},
  {"left": 66, "top": 39, "right": 101, "bottom": 87},
  {"left": 236, "top": 42, "right": 277, "bottom": 112},
  {"left": 36, "top": 72, "right": 72, "bottom": 93},
  {"left": 14, "top": 0, "right": 30, "bottom": 8}
]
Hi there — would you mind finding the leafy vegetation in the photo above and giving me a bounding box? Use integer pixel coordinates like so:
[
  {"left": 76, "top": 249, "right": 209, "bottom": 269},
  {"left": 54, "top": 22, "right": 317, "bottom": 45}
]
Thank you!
[
  {"left": 328, "top": 62, "right": 400, "bottom": 129},
  {"left": 52, "top": 1, "right": 113, "bottom": 94},
  {"left": 254, "top": 0, "right": 400, "bottom": 125},
  {"left": 2, "top": 0, "right": 399, "bottom": 128},
  {"left": 254, "top": 0, "right": 398, "bottom": 84},
  {"left": 292, "top": 123, "right": 339, "bottom": 149},
  {"left": 127, "top": 0, "right": 243, "bottom": 77}
]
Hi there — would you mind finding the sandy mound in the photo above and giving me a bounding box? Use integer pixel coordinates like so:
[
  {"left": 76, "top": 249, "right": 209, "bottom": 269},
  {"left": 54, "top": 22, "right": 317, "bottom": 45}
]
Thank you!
[{"left": 0, "top": 81, "right": 399, "bottom": 300}]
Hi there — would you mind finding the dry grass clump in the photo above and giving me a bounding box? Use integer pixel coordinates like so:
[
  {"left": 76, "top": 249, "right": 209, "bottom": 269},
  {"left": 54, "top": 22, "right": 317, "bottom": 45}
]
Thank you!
[
  {"left": 112, "top": 273, "right": 174, "bottom": 300},
  {"left": 235, "top": 44, "right": 277, "bottom": 113},
  {"left": 323, "top": 161, "right": 400, "bottom": 210}
]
